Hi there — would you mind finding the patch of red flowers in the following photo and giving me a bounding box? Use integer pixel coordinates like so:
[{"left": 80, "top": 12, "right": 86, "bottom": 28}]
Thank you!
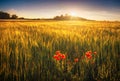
[
  {"left": 53, "top": 50, "right": 97, "bottom": 63},
  {"left": 53, "top": 51, "right": 66, "bottom": 61},
  {"left": 85, "top": 51, "right": 97, "bottom": 59},
  {"left": 85, "top": 51, "right": 92, "bottom": 59}
]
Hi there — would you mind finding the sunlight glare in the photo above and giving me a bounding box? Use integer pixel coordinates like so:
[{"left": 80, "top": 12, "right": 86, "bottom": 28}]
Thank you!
[{"left": 70, "top": 11, "right": 77, "bottom": 16}]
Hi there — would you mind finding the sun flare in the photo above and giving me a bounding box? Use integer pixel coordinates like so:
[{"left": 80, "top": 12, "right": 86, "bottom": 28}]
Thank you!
[{"left": 70, "top": 12, "right": 77, "bottom": 16}]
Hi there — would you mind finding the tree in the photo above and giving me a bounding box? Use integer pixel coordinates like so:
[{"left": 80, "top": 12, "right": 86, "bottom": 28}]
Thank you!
[
  {"left": 11, "top": 14, "right": 18, "bottom": 19},
  {"left": 54, "top": 14, "right": 71, "bottom": 20},
  {"left": 0, "top": 11, "right": 10, "bottom": 19},
  {"left": 54, "top": 14, "right": 88, "bottom": 20}
]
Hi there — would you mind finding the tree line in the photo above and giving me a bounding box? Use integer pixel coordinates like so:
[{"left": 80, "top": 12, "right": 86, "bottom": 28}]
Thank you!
[
  {"left": 0, "top": 11, "right": 88, "bottom": 20},
  {"left": 54, "top": 14, "right": 87, "bottom": 20},
  {"left": 0, "top": 11, "right": 24, "bottom": 19}
]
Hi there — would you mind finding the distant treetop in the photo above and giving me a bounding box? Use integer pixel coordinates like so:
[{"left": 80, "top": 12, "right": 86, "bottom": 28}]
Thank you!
[
  {"left": 54, "top": 14, "right": 87, "bottom": 20},
  {"left": 0, "top": 11, "right": 23, "bottom": 19},
  {"left": 0, "top": 11, "right": 10, "bottom": 19}
]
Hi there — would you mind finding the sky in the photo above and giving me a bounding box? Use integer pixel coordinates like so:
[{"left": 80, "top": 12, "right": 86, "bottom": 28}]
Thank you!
[{"left": 0, "top": 0, "right": 120, "bottom": 20}]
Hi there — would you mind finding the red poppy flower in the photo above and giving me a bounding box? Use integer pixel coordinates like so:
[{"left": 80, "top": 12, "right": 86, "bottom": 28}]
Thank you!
[
  {"left": 74, "top": 58, "right": 79, "bottom": 62},
  {"left": 85, "top": 53, "right": 91, "bottom": 57},
  {"left": 56, "top": 57, "right": 61, "bottom": 61},
  {"left": 86, "top": 51, "right": 92, "bottom": 55},
  {"left": 57, "top": 53, "right": 62, "bottom": 57},
  {"left": 54, "top": 51, "right": 66, "bottom": 61},
  {"left": 87, "top": 55, "right": 92, "bottom": 59},
  {"left": 85, "top": 51, "right": 92, "bottom": 59},
  {"left": 53, "top": 55, "right": 58, "bottom": 59},
  {"left": 53, "top": 55, "right": 60, "bottom": 61},
  {"left": 93, "top": 52, "right": 97, "bottom": 55},
  {"left": 55, "top": 51, "right": 60, "bottom": 55},
  {"left": 61, "top": 54, "right": 66, "bottom": 59}
]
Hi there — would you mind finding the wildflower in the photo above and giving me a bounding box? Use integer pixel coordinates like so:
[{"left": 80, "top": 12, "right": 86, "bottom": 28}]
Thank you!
[
  {"left": 87, "top": 55, "right": 92, "bottom": 59},
  {"left": 53, "top": 51, "right": 66, "bottom": 61},
  {"left": 93, "top": 52, "right": 97, "bottom": 55},
  {"left": 86, "top": 51, "right": 92, "bottom": 55},
  {"left": 74, "top": 58, "right": 79, "bottom": 62},
  {"left": 55, "top": 51, "right": 60, "bottom": 55},
  {"left": 53, "top": 55, "right": 60, "bottom": 61},
  {"left": 53, "top": 55, "right": 58, "bottom": 59},
  {"left": 57, "top": 53, "right": 62, "bottom": 57},
  {"left": 56, "top": 57, "right": 61, "bottom": 61},
  {"left": 85, "top": 52, "right": 91, "bottom": 57},
  {"left": 61, "top": 54, "right": 66, "bottom": 59},
  {"left": 85, "top": 51, "right": 92, "bottom": 59}
]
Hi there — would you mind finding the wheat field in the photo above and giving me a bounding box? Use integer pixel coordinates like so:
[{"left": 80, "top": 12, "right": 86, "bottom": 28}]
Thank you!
[{"left": 0, "top": 20, "right": 120, "bottom": 81}]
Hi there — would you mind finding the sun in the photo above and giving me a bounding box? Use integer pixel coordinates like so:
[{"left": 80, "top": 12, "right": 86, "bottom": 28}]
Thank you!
[{"left": 70, "top": 12, "right": 77, "bottom": 16}]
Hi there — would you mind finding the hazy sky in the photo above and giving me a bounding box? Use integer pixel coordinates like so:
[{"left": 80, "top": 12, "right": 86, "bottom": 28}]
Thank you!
[{"left": 0, "top": 0, "right": 120, "bottom": 20}]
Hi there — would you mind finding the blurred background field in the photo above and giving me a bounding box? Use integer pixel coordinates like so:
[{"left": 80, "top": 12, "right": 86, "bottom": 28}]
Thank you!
[{"left": 0, "top": 20, "right": 120, "bottom": 81}]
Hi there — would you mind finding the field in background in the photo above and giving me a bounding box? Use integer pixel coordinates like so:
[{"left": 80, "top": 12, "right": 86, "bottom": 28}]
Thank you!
[{"left": 0, "top": 20, "right": 120, "bottom": 81}]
